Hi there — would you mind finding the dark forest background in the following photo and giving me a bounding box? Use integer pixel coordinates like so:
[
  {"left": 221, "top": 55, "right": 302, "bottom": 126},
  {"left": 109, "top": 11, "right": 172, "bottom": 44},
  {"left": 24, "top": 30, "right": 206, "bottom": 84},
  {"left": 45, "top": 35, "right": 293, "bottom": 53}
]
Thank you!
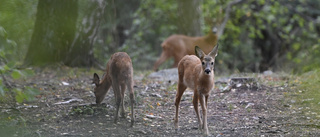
[{"left": 1, "top": 0, "right": 319, "bottom": 73}]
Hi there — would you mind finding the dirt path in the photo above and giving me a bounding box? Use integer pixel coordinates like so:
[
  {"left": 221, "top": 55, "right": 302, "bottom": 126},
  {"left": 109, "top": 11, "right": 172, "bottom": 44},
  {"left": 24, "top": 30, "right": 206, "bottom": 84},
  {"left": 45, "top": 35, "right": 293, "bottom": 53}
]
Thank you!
[{"left": 1, "top": 68, "right": 319, "bottom": 136}]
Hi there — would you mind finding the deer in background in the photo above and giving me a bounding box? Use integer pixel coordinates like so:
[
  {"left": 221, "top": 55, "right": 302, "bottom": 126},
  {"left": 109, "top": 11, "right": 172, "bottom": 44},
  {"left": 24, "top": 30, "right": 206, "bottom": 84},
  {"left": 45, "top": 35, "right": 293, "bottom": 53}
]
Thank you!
[
  {"left": 174, "top": 45, "right": 219, "bottom": 135},
  {"left": 153, "top": 27, "right": 218, "bottom": 71},
  {"left": 93, "top": 52, "right": 135, "bottom": 127}
]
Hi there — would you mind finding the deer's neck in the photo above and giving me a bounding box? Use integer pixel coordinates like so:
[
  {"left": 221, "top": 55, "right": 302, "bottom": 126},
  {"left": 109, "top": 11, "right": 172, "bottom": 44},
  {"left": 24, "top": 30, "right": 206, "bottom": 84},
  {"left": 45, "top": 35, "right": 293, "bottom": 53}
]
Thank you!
[
  {"left": 100, "top": 75, "right": 112, "bottom": 89},
  {"left": 196, "top": 71, "right": 215, "bottom": 95},
  {"left": 203, "top": 32, "right": 217, "bottom": 44}
]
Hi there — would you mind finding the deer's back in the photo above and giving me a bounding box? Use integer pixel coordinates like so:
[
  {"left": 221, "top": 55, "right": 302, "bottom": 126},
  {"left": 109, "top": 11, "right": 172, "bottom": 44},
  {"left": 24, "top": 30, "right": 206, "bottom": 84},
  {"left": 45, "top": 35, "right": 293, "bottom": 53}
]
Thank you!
[
  {"left": 108, "top": 52, "right": 133, "bottom": 83},
  {"left": 161, "top": 35, "right": 194, "bottom": 54}
]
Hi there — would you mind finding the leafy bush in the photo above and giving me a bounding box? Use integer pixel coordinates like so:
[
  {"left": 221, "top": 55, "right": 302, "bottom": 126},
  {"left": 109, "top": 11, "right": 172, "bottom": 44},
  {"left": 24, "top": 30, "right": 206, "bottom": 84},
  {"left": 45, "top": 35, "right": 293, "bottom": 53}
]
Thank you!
[
  {"left": 0, "top": 26, "right": 39, "bottom": 103},
  {"left": 0, "top": 0, "right": 37, "bottom": 61}
]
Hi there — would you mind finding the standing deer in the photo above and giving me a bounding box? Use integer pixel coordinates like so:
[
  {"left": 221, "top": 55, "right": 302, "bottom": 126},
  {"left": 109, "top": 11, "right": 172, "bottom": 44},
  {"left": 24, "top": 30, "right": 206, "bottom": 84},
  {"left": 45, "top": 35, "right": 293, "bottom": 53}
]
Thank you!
[
  {"left": 93, "top": 52, "right": 135, "bottom": 127},
  {"left": 153, "top": 27, "right": 218, "bottom": 71},
  {"left": 174, "top": 44, "right": 219, "bottom": 135}
]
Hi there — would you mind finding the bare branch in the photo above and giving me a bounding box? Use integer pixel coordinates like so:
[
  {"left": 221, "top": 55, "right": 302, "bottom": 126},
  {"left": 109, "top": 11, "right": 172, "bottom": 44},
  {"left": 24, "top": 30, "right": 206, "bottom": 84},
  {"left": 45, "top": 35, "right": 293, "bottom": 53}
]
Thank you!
[
  {"left": 1, "top": 72, "right": 12, "bottom": 88},
  {"left": 218, "top": 0, "right": 245, "bottom": 37}
]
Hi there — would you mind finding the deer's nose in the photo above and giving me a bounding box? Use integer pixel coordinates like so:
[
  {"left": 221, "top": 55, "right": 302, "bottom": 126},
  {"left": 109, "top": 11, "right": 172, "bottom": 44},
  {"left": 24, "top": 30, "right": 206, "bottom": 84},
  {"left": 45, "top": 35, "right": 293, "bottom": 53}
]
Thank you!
[{"left": 204, "top": 69, "right": 211, "bottom": 74}]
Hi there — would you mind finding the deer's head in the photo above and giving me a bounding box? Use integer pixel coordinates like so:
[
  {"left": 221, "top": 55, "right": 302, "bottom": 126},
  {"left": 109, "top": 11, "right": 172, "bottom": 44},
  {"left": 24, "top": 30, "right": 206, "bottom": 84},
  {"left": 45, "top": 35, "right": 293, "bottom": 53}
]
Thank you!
[
  {"left": 93, "top": 73, "right": 106, "bottom": 104},
  {"left": 195, "top": 44, "right": 219, "bottom": 75}
]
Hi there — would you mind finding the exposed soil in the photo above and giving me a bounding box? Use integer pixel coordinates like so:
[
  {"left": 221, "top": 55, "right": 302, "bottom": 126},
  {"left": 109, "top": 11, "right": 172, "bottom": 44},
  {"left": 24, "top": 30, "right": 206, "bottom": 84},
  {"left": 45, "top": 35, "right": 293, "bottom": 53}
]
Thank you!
[{"left": 1, "top": 67, "right": 320, "bottom": 136}]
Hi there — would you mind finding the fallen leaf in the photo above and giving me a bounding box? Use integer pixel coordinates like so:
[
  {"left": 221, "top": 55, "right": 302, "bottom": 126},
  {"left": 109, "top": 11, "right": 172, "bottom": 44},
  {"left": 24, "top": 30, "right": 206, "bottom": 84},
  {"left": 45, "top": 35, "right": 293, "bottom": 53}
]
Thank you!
[{"left": 148, "top": 104, "right": 154, "bottom": 109}]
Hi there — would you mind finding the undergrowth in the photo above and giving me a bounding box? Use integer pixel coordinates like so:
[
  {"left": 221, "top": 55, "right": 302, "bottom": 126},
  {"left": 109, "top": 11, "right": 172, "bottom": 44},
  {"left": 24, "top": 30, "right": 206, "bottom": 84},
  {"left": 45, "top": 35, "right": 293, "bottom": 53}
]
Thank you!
[{"left": 289, "top": 69, "right": 320, "bottom": 120}]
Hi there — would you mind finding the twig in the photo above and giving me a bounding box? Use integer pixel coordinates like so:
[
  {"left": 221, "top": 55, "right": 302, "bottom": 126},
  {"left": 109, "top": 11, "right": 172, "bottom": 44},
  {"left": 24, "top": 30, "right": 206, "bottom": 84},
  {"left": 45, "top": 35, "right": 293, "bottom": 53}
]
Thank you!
[
  {"left": 1, "top": 72, "right": 12, "bottom": 88},
  {"left": 93, "top": 60, "right": 105, "bottom": 71}
]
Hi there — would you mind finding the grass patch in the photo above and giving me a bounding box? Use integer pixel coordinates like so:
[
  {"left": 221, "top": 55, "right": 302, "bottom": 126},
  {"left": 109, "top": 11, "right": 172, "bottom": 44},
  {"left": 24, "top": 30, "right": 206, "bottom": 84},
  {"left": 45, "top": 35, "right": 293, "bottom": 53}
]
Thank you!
[
  {"left": 289, "top": 69, "right": 320, "bottom": 118},
  {"left": 70, "top": 105, "right": 95, "bottom": 115},
  {"left": 0, "top": 111, "right": 37, "bottom": 136}
]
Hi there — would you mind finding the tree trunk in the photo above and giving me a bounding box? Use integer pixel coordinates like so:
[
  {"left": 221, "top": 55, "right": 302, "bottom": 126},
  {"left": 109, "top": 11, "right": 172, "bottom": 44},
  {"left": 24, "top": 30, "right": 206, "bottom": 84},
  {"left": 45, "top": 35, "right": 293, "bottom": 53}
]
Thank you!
[
  {"left": 66, "top": 0, "right": 106, "bottom": 67},
  {"left": 24, "top": 0, "right": 78, "bottom": 66},
  {"left": 177, "top": 0, "right": 202, "bottom": 36},
  {"left": 24, "top": 0, "right": 105, "bottom": 67}
]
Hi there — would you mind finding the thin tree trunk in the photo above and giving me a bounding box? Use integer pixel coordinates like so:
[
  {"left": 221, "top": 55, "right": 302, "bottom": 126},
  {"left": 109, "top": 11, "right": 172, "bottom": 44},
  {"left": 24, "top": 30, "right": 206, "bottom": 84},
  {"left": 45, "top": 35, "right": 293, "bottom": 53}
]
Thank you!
[
  {"left": 66, "top": 0, "right": 106, "bottom": 67},
  {"left": 102, "top": 0, "right": 140, "bottom": 54}
]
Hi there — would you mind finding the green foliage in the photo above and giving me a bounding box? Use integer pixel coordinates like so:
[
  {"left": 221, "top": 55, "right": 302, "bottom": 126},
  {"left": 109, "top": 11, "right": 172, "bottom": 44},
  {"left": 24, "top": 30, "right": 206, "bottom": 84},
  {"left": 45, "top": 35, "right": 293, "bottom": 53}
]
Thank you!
[
  {"left": 298, "top": 43, "right": 320, "bottom": 72},
  {"left": 116, "top": 0, "right": 180, "bottom": 70},
  {"left": 11, "top": 70, "right": 22, "bottom": 79},
  {"left": 105, "top": 0, "right": 318, "bottom": 72},
  {"left": 0, "top": 0, "right": 319, "bottom": 72},
  {"left": 70, "top": 105, "right": 95, "bottom": 115},
  {"left": 0, "top": 63, "right": 39, "bottom": 103},
  {"left": 0, "top": 26, "right": 38, "bottom": 103},
  {"left": 14, "top": 87, "right": 39, "bottom": 103},
  {"left": 0, "top": 0, "right": 37, "bottom": 61},
  {"left": 201, "top": 0, "right": 320, "bottom": 72}
]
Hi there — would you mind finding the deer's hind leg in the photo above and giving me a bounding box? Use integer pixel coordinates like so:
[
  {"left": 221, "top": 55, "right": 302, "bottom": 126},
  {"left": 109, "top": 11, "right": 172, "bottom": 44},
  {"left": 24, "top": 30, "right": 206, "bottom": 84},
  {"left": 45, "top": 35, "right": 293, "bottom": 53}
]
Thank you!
[
  {"left": 127, "top": 77, "right": 135, "bottom": 127},
  {"left": 174, "top": 81, "right": 187, "bottom": 130},
  {"left": 154, "top": 48, "right": 170, "bottom": 71},
  {"left": 120, "top": 83, "right": 126, "bottom": 118},
  {"left": 112, "top": 80, "right": 121, "bottom": 124}
]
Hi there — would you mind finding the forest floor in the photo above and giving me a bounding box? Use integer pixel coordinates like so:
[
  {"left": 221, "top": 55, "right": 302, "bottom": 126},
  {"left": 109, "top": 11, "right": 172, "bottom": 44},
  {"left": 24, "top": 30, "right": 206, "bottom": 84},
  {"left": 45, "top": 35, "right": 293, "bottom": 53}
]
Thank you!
[{"left": 1, "top": 67, "right": 320, "bottom": 137}]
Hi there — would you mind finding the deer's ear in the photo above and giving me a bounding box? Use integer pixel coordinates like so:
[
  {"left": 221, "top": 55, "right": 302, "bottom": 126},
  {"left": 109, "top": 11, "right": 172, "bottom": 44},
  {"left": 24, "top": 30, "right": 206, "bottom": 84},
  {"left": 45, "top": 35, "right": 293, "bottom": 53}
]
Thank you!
[
  {"left": 195, "top": 46, "right": 205, "bottom": 59},
  {"left": 93, "top": 73, "right": 100, "bottom": 86},
  {"left": 209, "top": 44, "right": 219, "bottom": 58}
]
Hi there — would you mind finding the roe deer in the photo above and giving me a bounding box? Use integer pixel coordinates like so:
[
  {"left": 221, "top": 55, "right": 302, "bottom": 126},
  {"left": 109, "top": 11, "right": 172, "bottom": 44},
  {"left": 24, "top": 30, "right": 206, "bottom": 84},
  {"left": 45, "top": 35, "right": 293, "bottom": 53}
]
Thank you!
[
  {"left": 93, "top": 52, "right": 135, "bottom": 126},
  {"left": 174, "top": 44, "right": 219, "bottom": 135},
  {"left": 153, "top": 27, "right": 218, "bottom": 71}
]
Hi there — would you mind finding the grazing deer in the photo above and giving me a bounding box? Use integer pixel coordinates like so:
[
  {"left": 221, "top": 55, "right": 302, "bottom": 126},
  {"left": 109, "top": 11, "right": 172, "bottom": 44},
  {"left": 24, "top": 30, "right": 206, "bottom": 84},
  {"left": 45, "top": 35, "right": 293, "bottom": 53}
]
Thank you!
[
  {"left": 153, "top": 27, "right": 218, "bottom": 71},
  {"left": 174, "top": 44, "right": 219, "bottom": 135},
  {"left": 93, "top": 52, "right": 135, "bottom": 127}
]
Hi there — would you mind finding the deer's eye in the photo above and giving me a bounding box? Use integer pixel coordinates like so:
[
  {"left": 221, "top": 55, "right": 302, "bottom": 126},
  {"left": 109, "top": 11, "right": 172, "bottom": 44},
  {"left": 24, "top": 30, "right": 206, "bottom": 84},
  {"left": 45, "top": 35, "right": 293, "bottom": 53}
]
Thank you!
[
  {"left": 202, "top": 62, "right": 205, "bottom": 65},
  {"left": 211, "top": 62, "right": 214, "bottom": 65}
]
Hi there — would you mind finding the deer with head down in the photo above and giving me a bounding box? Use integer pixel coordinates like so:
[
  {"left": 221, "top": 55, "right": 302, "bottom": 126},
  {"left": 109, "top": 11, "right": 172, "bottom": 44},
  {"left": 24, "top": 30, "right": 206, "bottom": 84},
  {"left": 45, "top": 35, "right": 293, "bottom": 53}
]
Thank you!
[
  {"left": 93, "top": 52, "right": 135, "bottom": 127},
  {"left": 174, "top": 44, "right": 219, "bottom": 135},
  {"left": 153, "top": 27, "right": 218, "bottom": 71}
]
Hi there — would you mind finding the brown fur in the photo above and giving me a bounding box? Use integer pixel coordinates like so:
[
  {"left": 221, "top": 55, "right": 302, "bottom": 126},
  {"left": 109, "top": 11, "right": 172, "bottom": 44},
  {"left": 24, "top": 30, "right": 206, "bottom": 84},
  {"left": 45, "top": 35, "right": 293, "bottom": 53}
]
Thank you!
[
  {"left": 174, "top": 45, "right": 219, "bottom": 135},
  {"left": 153, "top": 29, "right": 218, "bottom": 71},
  {"left": 93, "top": 52, "right": 135, "bottom": 127}
]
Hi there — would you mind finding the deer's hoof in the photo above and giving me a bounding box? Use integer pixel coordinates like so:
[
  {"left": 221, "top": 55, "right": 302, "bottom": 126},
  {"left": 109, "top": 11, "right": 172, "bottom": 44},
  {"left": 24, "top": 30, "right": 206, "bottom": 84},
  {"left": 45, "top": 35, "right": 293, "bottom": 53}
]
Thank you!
[
  {"left": 130, "top": 120, "right": 134, "bottom": 127},
  {"left": 203, "top": 130, "right": 210, "bottom": 136}
]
